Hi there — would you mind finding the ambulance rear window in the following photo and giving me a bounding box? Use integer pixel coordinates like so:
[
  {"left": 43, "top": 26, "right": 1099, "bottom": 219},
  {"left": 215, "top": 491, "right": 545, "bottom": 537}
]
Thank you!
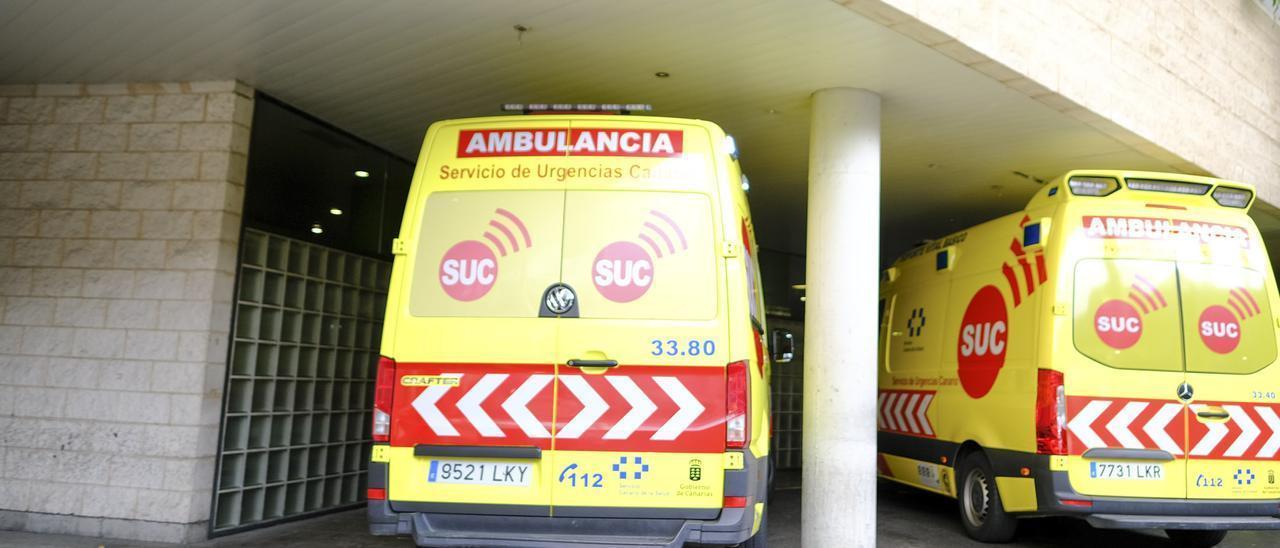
[
  {"left": 409, "top": 190, "right": 565, "bottom": 318},
  {"left": 561, "top": 191, "right": 719, "bottom": 320},
  {"left": 1073, "top": 259, "right": 1275, "bottom": 374},
  {"left": 1073, "top": 259, "right": 1184, "bottom": 372},
  {"left": 1178, "top": 264, "right": 1275, "bottom": 375}
]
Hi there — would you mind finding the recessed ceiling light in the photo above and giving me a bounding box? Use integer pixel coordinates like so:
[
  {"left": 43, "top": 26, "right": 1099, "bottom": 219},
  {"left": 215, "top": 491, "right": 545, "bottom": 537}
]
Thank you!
[
  {"left": 655, "top": 71, "right": 670, "bottom": 78},
  {"left": 354, "top": 170, "right": 370, "bottom": 178},
  {"left": 329, "top": 208, "right": 343, "bottom": 216},
  {"left": 791, "top": 284, "right": 806, "bottom": 290},
  {"left": 310, "top": 224, "right": 323, "bottom": 234}
]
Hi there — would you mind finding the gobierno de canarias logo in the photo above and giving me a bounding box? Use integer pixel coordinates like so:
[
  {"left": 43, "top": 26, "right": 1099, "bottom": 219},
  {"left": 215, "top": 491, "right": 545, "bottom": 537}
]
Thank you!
[
  {"left": 438, "top": 208, "right": 531, "bottom": 301},
  {"left": 592, "top": 210, "right": 686, "bottom": 303}
]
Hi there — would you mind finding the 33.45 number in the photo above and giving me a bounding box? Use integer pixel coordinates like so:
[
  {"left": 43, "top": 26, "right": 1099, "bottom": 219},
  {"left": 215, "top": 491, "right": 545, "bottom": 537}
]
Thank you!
[{"left": 650, "top": 339, "right": 716, "bottom": 357}]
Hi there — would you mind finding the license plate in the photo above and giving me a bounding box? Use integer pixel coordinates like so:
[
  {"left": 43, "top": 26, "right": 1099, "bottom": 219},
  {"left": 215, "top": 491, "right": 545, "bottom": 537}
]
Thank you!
[
  {"left": 1089, "top": 461, "right": 1164, "bottom": 480},
  {"left": 428, "top": 460, "right": 532, "bottom": 486}
]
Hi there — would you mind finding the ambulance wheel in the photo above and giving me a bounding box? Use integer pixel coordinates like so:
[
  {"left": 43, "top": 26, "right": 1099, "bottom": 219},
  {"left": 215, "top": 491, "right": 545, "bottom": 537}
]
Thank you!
[
  {"left": 737, "top": 506, "right": 767, "bottom": 548},
  {"left": 1164, "top": 530, "right": 1227, "bottom": 548},
  {"left": 957, "top": 452, "right": 1017, "bottom": 543}
]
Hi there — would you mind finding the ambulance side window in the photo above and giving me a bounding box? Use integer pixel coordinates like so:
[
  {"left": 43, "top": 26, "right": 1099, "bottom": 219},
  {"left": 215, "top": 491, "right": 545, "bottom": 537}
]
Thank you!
[
  {"left": 879, "top": 295, "right": 894, "bottom": 372},
  {"left": 888, "top": 282, "right": 944, "bottom": 375}
]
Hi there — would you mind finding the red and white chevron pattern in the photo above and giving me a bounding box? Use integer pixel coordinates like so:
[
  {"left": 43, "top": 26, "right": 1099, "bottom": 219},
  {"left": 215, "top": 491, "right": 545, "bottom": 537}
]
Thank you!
[
  {"left": 1187, "top": 401, "right": 1280, "bottom": 460},
  {"left": 1066, "top": 396, "right": 1280, "bottom": 461},
  {"left": 877, "top": 390, "right": 935, "bottom": 438},
  {"left": 1066, "top": 396, "right": 1185, "bottom": 456},
  {"left": 391, "top": 363, "right": 725, "bottom": 453}
]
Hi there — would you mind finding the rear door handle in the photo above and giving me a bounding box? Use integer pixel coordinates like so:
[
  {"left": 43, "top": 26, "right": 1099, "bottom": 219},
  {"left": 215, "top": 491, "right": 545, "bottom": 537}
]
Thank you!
[
  {"left": 1196, "top": 407, "right": 1230, "bottom": 420},
  {"left": 566, "top": 359, "right": 618, "bottom": 368}
]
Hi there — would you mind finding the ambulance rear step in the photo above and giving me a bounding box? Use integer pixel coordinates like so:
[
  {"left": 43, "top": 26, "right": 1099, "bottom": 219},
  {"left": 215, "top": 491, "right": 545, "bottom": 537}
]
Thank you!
[
  {"left": 1087, "top": 514, "right": 1280, "bottom": 530},
  {"left": 410, "top": 513, "right": 692, "bottom": 547}
]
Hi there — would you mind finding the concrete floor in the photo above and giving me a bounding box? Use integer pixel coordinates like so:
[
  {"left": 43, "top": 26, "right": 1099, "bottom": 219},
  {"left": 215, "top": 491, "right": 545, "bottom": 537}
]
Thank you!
[{"left": 4, "top": 480, "right": 1280, "bottom": 547}]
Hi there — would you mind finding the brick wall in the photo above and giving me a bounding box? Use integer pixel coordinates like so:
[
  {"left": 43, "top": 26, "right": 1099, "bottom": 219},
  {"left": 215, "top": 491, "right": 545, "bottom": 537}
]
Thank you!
[
  {"left": 839, "top": 0, "right": 1280, "bottom": 202},
  {"left": 0, "top": 81, "right": 252, "bottom": 542}
]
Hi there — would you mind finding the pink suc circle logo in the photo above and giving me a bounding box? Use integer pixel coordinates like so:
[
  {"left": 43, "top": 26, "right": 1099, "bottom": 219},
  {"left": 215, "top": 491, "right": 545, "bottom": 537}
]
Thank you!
[
  {"left": 592, "top": 241, "right": 654, "bottom": 303},
  {"left": 1095, "top": 299, "right": 1142, "bottom": 350},
  {"left": 439, "top": 240, "right": 498, "bottom": 301},
  {"left": 1199, "top": 305, "right": 1240, "bottom": 354}
]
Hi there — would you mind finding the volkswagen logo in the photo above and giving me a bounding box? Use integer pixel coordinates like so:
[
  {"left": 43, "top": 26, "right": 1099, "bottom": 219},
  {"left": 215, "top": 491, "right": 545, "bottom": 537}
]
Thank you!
[
  {"left": 1176, "top": 382, "right": 1194, "bottom": 402},
  {"left": 544, "top": 284, "right": 576, "bottom": 315}
]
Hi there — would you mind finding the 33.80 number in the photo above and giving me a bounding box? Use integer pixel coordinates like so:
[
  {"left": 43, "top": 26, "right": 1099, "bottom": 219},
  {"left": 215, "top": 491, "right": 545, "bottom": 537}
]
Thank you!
[{"left": 650, "top": 339, "right": 716, "bottom": 357}]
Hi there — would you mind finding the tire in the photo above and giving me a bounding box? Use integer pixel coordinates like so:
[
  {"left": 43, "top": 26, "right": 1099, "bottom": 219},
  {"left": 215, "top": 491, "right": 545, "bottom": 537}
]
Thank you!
[
  {"left": 956, "top": 451, "right": 1018, "bottom": 543},
  {"left": 738, "top": 505, "right": 767, "bottom": 548},
  {"left": 1165, "top": 530, "right": 1228, "bottom": 548}
]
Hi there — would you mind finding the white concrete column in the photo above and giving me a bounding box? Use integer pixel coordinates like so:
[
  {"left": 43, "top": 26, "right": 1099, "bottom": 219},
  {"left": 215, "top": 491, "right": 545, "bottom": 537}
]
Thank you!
[{"left": 802, "top": 87, "right": 880, "bottom": 547}]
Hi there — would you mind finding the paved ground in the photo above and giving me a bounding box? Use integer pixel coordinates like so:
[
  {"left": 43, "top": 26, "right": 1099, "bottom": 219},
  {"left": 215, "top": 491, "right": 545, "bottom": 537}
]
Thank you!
[{"left": 4, "top": 479, "right": 1280, "bottom": 547}]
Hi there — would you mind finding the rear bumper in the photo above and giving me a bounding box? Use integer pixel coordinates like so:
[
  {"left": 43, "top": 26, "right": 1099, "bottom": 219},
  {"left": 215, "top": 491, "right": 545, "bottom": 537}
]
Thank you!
[
  {"left": 1034, "top": 467, "right": 1280, "bottom": 529},
  {"left": 368, "top": 500, "right": 754, "bottom": 547},
  {"left": 366, "top": 449, "right": 767, "bottom": 546},
  {"left": 1086, "top": 514, "right": 1280, "bottom": 530}
]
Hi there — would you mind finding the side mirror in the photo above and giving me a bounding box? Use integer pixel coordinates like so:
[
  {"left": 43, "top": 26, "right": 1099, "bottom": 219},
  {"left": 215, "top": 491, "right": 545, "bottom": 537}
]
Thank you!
[{"left": 771, "top": 329, "right": 795, "bottom": 364}]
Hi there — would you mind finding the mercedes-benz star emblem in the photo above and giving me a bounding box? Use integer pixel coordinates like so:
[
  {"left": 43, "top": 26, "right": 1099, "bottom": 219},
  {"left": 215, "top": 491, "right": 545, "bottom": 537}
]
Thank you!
[
  {"left": 544, "top": 284, "right": 576, "bottom": 315},
  {"left": 1177, "top": 382, "right": 1194, "bottom": 402}
]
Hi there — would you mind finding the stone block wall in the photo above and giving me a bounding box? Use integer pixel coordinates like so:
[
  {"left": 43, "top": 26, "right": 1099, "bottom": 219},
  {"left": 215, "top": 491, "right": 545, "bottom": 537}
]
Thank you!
[
  {"left": 0, "top": 81, "right": 252, "bottom": 542},
  {"left": 840, "top": 0, "right": 1280, "bottom": 202}
]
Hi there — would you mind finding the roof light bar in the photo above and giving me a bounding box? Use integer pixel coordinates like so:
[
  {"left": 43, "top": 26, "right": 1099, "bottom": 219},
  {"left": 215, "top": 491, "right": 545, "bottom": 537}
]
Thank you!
[
  {"left": 502, "top": 103, "right": 653, "bottom": 114},
  {"left": 1126, "top": 178, "right": 1210, "bottom": 196},
  {"left": 1212, "top": 186, "right": 1252, "bottom": 208},
  {"left": 1067, "top": 176, "right": 1119, "bottom": 197}
]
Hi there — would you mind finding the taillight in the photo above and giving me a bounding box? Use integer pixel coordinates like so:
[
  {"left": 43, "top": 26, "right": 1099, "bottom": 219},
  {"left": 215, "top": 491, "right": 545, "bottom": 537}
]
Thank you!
[
  {"left": 723, "top": 496, "right": 747, "bottom": 508},
  {"left": 726, "top": 360, "right": 749, "bottom": 449},
  {"left": 1035, "top": 368, "right": 1066, "bottom": 455},
  {"left": 373, "top": 356, "right": 396, "bottom": 442}
]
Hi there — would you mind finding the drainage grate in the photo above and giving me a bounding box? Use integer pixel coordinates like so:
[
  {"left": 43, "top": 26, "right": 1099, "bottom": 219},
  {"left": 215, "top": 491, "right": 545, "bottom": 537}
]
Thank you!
[{"left": 211, "top": 229, "right": 389, "bottom": 533}]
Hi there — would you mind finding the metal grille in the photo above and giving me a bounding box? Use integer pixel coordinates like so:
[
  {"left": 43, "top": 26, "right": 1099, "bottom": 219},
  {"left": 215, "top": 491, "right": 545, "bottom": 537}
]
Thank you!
[
  {"left": 768, "top": 318, "right": 803, "bottom": 469},
  {"left": 212, "top": 229, "right": 389, "bottom": 533}
]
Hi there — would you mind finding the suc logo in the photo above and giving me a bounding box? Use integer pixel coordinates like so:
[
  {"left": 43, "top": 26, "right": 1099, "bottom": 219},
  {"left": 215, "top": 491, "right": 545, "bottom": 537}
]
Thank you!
[
  {"left": 1198, "top": 287, "right": 1260, "bottom": 355},
  {"left": 439, "top": 240, "right": 497, "bottom": 301},
  {"left": 593, "top": 241, "right": 654, "bottom": 302},
  {"left": 438, "top": 208, "right": 530, "bottom": 301},
  {"left": 957, "top": 285, "right": 1008, "bottom": 399},
  {"left": 1095, "top": 299, "right": 1142, "bottom": 350},
  {"left": 593, "top": 210, "right": 685, "bottom": 303},
  {"left": 1199, "top": 305, "right": 1240, "bottom": 354}
]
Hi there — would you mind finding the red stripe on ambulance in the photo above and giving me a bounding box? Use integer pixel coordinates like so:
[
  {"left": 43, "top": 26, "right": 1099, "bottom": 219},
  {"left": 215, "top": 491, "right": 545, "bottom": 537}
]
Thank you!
[
  {"left": 1066, "top": 396, "right": 1280, "bottom": 460},
  {"left": 877, "top": 389, "right": 936, "bottom": 438},
  {"left": 390, "top": 363, "right": 724, "bottom": 452},
  {"left": 457, "top": 128, "right": 684, "bottom": 158}
]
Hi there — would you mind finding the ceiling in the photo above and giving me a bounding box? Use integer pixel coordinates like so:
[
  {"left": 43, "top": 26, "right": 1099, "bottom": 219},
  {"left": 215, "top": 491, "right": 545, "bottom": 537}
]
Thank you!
[{"left": 0, "top": 0, "right": 1210, "bottom": 262}]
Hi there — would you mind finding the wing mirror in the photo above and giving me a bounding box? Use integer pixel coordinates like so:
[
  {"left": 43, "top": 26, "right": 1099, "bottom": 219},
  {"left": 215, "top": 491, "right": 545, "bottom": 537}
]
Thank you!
[{"left": 771, "top": 329, "right": 795, "bottom": 364}]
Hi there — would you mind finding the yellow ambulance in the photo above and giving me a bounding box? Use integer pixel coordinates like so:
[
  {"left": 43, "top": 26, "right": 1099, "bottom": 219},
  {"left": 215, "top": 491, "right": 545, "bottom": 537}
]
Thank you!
[
  {"left": 366, "top": 105, "right": 790, "bottom": 547},
  {"left": 878, "top": 170, "right": 1280, "bottom": 547}
]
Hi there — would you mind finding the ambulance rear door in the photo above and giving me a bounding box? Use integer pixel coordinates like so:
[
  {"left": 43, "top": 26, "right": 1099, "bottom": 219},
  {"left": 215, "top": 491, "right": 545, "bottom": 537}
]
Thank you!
[
  {"left": 551, "top": 119, "right": 729, "bottom": 518},
  {"left": 385, "top": 119, "right": 569, "bottom": 514},
  {"left": 1069, "top": 257, "right": 1188, "bottom": 499},
  {"left": 1179, "top": 259, "right": 1280, "bottom": 500}
]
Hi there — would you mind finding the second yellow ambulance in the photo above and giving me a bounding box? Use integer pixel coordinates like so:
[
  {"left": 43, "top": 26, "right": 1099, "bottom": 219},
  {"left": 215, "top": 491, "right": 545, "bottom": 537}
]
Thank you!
[
  {"left": 366, "top": 106, "right": 788, "bottom": 547},
  {"left": 879, "top": 170, "right": 1280, "bottom": 547}
]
